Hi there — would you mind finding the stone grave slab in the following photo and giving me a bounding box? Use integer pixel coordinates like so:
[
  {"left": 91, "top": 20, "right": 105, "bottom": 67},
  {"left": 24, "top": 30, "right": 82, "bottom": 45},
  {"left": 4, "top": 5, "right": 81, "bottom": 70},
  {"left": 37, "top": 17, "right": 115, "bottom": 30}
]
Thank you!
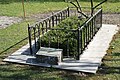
[{"left": 36, "top": 47, "right": 63, "bottom": 65}]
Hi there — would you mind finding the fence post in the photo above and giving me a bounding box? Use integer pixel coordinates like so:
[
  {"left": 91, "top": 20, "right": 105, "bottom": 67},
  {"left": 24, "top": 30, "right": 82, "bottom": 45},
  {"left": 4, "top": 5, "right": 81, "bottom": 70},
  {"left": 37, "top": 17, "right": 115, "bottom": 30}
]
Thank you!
[
  {"left": 67, "top": 7, "right": 70, "bottom": 17},
  {"left": 77, "top": 28, "right": 80, "bottom": 60},
  {"left": 28, "top": 24, "right": 33, "bottom": 55},
  {"left": 80, "top": 29, "right": 83, "bottom": 58},
  {"left": 52, "top": 15, "right": 54, "bottom": 27},
  {"left": 100, "top": 8, "right": 102, "bottom": 28},
  {"left": 91, "top": 19, "right": 94, "bottom": 38},
  {"left": 38, "top": 23, "right": 41, "bottom": 49},
  {"left": 56, "top": 15, "right": 57, "bottom": 25},
  {"left": 45, "top": 21, "right": 48, "bottom": 32},
  {"left": 33, "top": 27, "right": 36, "bottom": 49}
]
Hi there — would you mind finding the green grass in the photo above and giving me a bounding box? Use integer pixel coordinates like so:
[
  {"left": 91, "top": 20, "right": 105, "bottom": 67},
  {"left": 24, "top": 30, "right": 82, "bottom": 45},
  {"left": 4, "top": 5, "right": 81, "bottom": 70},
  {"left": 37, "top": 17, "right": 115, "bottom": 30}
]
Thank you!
[
  {"left": 0, "top": 1, "right": 120, "bottom": 80},
  {"left": 0, "top": 2, "right": 120, "bottom": 17},
  {"left": 0, "top": 30, "right": 120, "bottom": 80},
  {"left": 0, "top": 22, "right": 26, "bottom": 52},
  {"left": 0, "top": 20, "right": 35, "bottom": 55},
  {"left": 95, "top": 31, "right": 120, "bottom": 80},
  {"left": 0, "top": 2, "right": 67, "bottom": 17}
]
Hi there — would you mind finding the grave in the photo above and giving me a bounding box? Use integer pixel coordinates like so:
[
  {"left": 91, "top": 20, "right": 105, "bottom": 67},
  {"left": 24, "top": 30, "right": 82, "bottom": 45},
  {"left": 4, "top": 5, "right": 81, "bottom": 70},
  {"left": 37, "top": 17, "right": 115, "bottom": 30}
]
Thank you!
[
  {"left": 4, "top": 24, "right": 118, "bottom": 74},
  {"left": 36, "top": 47, "right": 63, "bottom": 65},
  {"left": 3, "top": 0, "right": 115, "bottom": 74}
]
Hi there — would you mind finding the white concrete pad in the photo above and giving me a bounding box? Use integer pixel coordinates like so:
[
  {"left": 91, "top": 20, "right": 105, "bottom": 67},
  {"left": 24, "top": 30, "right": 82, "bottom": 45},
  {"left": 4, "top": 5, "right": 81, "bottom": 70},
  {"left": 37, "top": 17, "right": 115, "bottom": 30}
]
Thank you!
[{"left": 3, "top": 24, "right": 118, "bottom": 74}]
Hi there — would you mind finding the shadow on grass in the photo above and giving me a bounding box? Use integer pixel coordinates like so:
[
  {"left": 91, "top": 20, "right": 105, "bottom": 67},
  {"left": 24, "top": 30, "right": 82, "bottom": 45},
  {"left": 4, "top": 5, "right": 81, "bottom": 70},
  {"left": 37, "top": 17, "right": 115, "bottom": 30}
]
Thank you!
[
  {"left": 0, "top": 63, "right": 29, "bottom": 79},
  {"left": 0, "top": 63, "right": 48, "bottom": 79},
  {"left": 0, "top": 61, "right": 83, "bottom": 80},
  {"left": 98, "top": 52, "right": 120, "bottom": 74},
  {"left": 99, "top": 66, "right": 120, "bottom": 74},
  {"left": 112, "top": 52, "right": 120, "bottom": 56}
]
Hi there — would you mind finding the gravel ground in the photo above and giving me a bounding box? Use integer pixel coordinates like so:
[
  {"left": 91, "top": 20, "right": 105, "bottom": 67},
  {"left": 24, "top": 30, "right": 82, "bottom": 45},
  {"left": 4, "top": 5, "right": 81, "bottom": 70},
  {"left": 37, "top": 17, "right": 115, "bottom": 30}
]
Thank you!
[
  {"left": 0, "top": 13, "right": 119, "bottom": 29},
  {"left": 0, "top": 16, "right": 22, "bottom": 29},
  {"left": 26, "top": 12, "right": 53, "bottom": 21},
  {"left": 30, "top": 13, "right": 120, "bottom": 25},
  {"left": 102, "top": 13, "right": 120, "bottom": 25}
]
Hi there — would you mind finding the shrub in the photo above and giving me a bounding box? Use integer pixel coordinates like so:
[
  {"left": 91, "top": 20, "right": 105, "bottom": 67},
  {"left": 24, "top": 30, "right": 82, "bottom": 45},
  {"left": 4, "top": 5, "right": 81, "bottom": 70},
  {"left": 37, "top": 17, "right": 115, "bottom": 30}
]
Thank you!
[{"left": 40, "top": 16, "right": 86, "bottom": 58}]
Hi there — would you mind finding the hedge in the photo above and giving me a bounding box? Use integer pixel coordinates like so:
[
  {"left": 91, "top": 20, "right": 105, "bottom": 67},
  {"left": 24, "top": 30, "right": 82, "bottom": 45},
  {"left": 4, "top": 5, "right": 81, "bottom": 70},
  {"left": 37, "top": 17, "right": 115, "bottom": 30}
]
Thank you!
[{"left": 40, "top": 16, "right": 86, "bottom": 58}]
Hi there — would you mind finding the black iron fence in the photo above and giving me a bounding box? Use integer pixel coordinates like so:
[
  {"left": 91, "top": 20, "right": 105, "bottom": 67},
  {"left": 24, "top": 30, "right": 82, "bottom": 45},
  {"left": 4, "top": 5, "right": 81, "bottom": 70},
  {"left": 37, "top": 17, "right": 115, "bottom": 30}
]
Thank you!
[
  {"left": 77, "top": 8, "right": 102, "bottom": 59},
  {"left": 28, "top": 7, "right": 102, "bottom": 60},
  {"left": 41, "top": 28, "right": 77, "bottom": 58},
  {"left": 28, "top": 7, "right": 70, "bottom": 55}
]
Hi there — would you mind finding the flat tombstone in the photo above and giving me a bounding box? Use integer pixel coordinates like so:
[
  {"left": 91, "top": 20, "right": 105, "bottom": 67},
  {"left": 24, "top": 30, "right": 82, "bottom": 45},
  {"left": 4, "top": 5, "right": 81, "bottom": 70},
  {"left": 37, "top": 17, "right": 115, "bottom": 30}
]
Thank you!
[{"left": 36, "top": 47, "right": 63, "bottom": 65}]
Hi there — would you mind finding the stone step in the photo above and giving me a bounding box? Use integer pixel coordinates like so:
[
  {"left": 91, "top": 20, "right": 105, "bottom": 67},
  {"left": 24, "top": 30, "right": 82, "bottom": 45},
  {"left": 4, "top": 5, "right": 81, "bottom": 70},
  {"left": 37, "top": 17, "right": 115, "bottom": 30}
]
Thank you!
[{"left": 36, "top": 47, "right": 63, "bottom": 65}]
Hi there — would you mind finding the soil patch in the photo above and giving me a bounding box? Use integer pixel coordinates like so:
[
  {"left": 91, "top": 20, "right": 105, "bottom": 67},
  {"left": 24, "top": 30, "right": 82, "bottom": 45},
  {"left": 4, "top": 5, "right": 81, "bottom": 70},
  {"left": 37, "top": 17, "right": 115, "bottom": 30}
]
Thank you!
[
  {"left": 27, "top": 12, "right": 120, "bottom": 25},
  {"left": 0, "top": 13, "right": 119, "bottom": 29},
  {"left": 102, "top": 13, "right": 120, "bottom": 25},
  {"left": 26, "top": 11, "right": 59, "bottom": 22},
  {"left": 0, "top": 16, "right": 22, "bottom": 29}
]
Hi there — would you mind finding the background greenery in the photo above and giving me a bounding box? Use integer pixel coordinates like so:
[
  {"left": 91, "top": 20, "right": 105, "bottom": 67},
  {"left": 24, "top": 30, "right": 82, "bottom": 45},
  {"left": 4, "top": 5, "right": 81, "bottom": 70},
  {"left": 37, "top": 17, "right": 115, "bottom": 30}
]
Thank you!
[
  {"left": 0, "top": 0, "right": 120, "bottom": 4},
  {"left": 0, "top": 1, "right": 119, "bottom": 17}
]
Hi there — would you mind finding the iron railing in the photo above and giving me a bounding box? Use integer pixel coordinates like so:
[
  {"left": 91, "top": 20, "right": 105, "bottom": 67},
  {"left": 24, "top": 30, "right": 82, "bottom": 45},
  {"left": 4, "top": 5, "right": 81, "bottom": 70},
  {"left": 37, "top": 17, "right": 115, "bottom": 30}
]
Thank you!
[
  {"left": 77, "top": 8, "right": 102, "bottom": 59},
  {"left": 40, "top": 27, "right": 77, "bottom": 58},
  {"left": 28, "top": 7, "right": 102, "bottom": 60},
  {"left": 28, "top": 7, "right": 70, "bottom": 55}
]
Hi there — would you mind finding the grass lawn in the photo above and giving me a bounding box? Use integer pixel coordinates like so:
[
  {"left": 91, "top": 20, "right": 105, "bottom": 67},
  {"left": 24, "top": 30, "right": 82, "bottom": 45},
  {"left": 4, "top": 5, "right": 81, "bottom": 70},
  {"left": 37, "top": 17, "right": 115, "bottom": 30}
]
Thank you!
[
  {"left": 0, "top": 1, "right": 120, "bottom": 80},
  {"left": 0, "top": 22, "right": 26, "bottom": 55},
  {"left": 0, "top": 2, "right": 120, "bottom": 17},
  {"left": 0, "top": 2, "right": 67, "bottom": 17},
  {"left": 0, "top": 31, "right": 120, "bottom": 80}
]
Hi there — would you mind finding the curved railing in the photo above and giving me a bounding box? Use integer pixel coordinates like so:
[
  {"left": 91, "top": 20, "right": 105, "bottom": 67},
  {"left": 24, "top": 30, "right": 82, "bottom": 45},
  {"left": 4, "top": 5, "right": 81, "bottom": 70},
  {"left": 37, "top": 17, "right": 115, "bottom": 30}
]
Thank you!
[
  {"left": 28, "top": 7, "right": 102, "bottom": 60},
  {"left": 28, "top": 7, "right": 70, "bottom": 55}
]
